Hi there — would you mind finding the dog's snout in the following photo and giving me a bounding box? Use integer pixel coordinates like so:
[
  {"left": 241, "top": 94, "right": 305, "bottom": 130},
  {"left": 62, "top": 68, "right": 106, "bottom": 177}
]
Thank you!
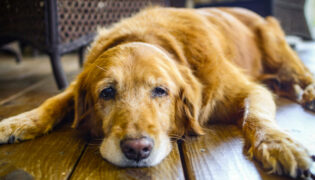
[{"left": 120, "top": 137, "right": 153, "bottom": 161}]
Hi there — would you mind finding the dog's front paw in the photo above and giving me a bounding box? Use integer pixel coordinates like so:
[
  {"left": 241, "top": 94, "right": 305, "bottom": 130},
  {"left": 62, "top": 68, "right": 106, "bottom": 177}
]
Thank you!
[
  {"left": 294, "top": 83, "right": 315, "bottom": 112},
  {"left": 302, "top": 83, "right": 315, "bottom": 112},
  {"left": 0, "top": 109, "right": 40, "bottom": 144},
  {"left": 249, "top": 133, "right": 313, "bottom": 179}
]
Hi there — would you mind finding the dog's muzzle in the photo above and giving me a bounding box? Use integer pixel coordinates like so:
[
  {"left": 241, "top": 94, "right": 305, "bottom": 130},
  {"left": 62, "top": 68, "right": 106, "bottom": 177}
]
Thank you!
[{"left": 120, "top": 137, "right": 154, "bottom": 162}]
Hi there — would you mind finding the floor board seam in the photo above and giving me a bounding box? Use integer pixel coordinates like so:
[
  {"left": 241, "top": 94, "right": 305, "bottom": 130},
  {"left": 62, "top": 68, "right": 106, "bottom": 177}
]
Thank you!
[
  {"left": 67, "top": 141, "right": 89, "bottom": 180},
  {"left": 0, "top": 79, "right": 46, "bottom": 106},
  {"left": 177, "top": 139, "right": 190, "bottom": 180}
]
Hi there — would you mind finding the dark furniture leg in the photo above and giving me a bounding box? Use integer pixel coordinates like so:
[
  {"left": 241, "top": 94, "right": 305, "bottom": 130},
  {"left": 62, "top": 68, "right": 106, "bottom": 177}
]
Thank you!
[
  {"left": 0, "top": 46, "right": 22, "bottom": 63},
  {"left": 49, "top": 52, "right": 68, "bottom": 89},
  {"left": 78, "top": 46, "right": 86, "bottom": 67}
]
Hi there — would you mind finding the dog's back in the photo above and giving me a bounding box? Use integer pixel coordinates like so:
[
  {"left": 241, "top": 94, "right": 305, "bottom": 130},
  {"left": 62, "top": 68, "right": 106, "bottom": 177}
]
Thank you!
[{"left": 88, "top": 7, "right": 274, "bottom": 79}]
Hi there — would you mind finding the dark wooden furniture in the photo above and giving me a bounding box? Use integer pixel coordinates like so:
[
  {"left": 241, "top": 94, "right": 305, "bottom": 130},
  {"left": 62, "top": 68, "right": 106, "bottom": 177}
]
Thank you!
[
  {"left": 0, "top": 44, "right": 22, "bottom": 64},
  {"left": 194, "top": 0, "right": 272, "bottom": 17},
  {"left": 194, "top": 0, "right": 313, "bottom": 39},
  {"left": 0, "top": 0, "right": 168, "bottom": 89},
  {"left": 273, "top": 0, "right": 312, "bottom": 39}
]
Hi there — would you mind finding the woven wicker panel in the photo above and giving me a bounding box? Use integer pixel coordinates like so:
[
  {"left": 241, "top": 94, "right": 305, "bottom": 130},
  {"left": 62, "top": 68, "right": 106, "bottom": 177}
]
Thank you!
[
  {"left": 0, "top": 0, "right": 47, "bottom": 47},
  {"left": 273, "top": 0, "right": 311, "bottom": 39},
  {"left": 57, "top": 0, "right": 167, "bottom": 44}
]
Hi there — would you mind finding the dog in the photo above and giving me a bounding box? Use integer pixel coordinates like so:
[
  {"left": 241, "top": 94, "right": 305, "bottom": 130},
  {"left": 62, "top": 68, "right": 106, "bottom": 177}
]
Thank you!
[{"left": 0, "top": 7, "right": 314, "bottom": 178}]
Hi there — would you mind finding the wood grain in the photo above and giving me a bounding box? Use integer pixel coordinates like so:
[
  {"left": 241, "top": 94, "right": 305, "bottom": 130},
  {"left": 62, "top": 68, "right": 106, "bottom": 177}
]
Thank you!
[
  {"left": 180, "top": 98, "right": 315, "bottom": 180},
  {"left": 275, "top": 98, "right": 315, "bottom": 155},
  {"left": 70, "top": 141, "right": 185, "bottom": 180},
  {"left": 0, "top": 72, "right": 87, "bottom": 179},
  {"left": 181, "top": 125, "right": 280, "bottom": 180},
  {"left": 0, "top": 54, "right": 79, "bottom": 102},
  {"left": 0, "top": 123, "right": 87, "bottom": 180}
]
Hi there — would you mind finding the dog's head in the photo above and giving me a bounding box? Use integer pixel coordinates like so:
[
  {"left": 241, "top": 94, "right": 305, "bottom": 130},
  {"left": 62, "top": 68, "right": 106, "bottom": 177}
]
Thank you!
[{"left": 72, "top": 42, "right": 204, "bottom": 167}]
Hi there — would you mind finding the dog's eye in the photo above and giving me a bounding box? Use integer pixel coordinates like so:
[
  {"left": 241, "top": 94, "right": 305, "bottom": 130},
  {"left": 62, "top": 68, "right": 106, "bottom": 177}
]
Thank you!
[
  {"left": 100, "top": 87, "right": 116, "bottom": 100},
  {"left": 152, "top": 87, "right": 168, "bottom": 97}
]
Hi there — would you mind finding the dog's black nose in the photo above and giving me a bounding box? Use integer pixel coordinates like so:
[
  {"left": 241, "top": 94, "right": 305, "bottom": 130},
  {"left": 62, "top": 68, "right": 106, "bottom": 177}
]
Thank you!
[{"left": 120, "top": 137, "right": 153, "bottom": 161}]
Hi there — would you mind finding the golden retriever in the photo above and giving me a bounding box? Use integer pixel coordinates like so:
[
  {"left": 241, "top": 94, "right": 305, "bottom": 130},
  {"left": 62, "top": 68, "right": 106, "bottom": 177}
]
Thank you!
[{"left": 1, "top": 7, "right": 315, "bottom": 178}]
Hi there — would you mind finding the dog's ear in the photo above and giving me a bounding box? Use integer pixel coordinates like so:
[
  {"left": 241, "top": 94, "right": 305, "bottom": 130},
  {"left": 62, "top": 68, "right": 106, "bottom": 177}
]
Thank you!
[
  {"left": 175, "top": 66, "right": 205, "bottom": 136},
  {"left": 72, "top": 71, "right": 91, "bottom": 128},
  {"left": 72, "top": 70, "right": 103, "bottom": 137}
]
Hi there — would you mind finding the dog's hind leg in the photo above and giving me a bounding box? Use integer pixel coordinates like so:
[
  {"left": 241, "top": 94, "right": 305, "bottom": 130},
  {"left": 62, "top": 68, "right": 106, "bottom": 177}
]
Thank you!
[
  {"left": 238, "top": 84, "right": 313, "bottom": 178},
  {"left": 0, "top": 82, "right": 75, "bottom": 144},
  {"left": 257, "top": 17, "right": 315, "bottom": 111}
]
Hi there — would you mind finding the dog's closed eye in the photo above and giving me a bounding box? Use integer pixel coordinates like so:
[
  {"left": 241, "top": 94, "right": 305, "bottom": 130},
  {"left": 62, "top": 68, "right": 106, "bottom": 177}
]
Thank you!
[
  {"left": 152, "top": 87, "right": 168, "bottom": 97},
  {"left": 100, "top": 87, "right": 116, "bottom": 100}
]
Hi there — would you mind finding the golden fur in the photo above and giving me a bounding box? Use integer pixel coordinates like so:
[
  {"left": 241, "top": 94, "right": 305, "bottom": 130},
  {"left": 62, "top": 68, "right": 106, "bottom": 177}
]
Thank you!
[{"left": 1, "top": 7, "right": 314, "bottom": 178}]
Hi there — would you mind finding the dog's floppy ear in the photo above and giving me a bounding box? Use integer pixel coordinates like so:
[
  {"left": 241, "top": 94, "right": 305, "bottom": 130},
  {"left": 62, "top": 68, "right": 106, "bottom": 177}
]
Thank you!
[
  {"left": 72, "top": 71, "right": 92, "bottom": 128},
  {"left": 175, "top": 66, "right": 205, "bottom": 136},
  {"left": 72, "top": 70, "right": 103, "bottom": 137}
]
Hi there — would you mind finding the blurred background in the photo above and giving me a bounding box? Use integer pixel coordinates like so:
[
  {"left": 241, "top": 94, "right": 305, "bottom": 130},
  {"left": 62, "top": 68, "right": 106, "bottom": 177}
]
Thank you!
[
  {"left": 0, "top": 0, "right": 314, "bottom": 90},
  {"left": 0, "top": 1, "right": 315, "bottom": 179}
]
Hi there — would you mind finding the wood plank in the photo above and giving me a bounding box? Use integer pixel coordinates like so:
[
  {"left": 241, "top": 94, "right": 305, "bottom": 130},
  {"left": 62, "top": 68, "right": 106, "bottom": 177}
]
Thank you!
[
  {"left": 181, "top": 125, "right": 286, "bottom": 180},
  {"left": 70, "top": 141, "right": 185, "bottom": 180},
  {"left": 0, "top": 54, "right": 79, "bottom": 102},
  {"left": 297, "top": 42, "right": 315, "bottom": 74},
  {"left": 275, "top": 98, "right": 315, "bottom": 155},
  {"left": 0, "top": 77, "right": 59, "bottom": 118},
  {"left": 0, "top": 80, "right": 45, "bottom": 106},
  {"left": 0, "top": 123, "right": 87, "bottom": 180},
  {"left": 0, "top": 74, "right": 87, "bottom": 179},
  {"left": 180, "top": 98, "right": 315, "bottom": 180}
]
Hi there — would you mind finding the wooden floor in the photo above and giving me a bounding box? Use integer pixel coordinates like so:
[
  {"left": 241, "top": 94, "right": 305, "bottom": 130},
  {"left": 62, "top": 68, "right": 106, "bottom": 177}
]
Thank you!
[{"left": 0, "top": 42, "right": 315, "bottom": 180}]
